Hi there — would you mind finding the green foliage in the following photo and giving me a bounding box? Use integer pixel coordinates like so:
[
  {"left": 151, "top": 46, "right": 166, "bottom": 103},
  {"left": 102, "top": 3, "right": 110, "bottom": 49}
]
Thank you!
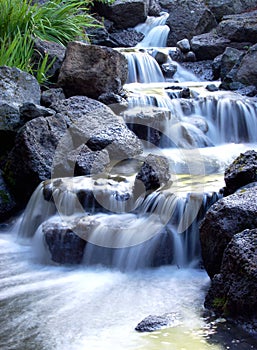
[{"left": 0, "top": 0, "right": 108, "bottom": 83}]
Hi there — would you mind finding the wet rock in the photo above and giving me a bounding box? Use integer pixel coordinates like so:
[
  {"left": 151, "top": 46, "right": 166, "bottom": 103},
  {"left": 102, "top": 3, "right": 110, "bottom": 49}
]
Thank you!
[
  {"left": 135, "top": 312, "right": 182, "bottom": 332},
  {"left": 0, "top": 170, "right": 16, "bottom": 222},
  {"left": 94, "top": 0, "right": 147, "bottom": 29},
  {"left": 206, "top": 84, "right": 219, "bottom": 92},
  {"left": 183, "top": 51, "right": 196, "bottom": 62},
  {"left": 123, "top": 106, "right": 171, "bottom": 146},
  {"left": 217, "top": 11, "right": 257, "bottom": 44},
  {"left": 205, "top": 229, "right": 257, "bottom": 320},
  {"left": 0, "top": 66, "right": 40, "bottom": 106},
  {"left": 136, "top": 154, "right": 170, "bottom": 192},
  {"left": 224, "top": 150, "right": 257, "bottom": 195},
  {"left": 200, "top": 186, "right": 257, "bottom": 278},
  {"left": 182, "top": 60, "right": 214, "bottom": 81},
  {"left": 43, "top": 220, "right": 87, "bottom": 264},
  {"left": 33, "top": 38, "right": 65, "bottom": 83},
  {"left": 161, "top": 62, "right": 177, "bottom": 79},
  {"left": 98, "top": 92, "right": 128, "bottom": 112},
  {"left": 162, "top": 0, "right": 217, "bottom": 46},
  {"left": 58, "top": 42, "right": 128, "bottom": 99}
]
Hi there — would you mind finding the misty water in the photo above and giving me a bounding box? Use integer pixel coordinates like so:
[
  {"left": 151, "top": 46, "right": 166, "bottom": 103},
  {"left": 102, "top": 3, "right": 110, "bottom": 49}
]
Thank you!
[{"left": 1, "top": 11, "right": 257, "bottom": 350}]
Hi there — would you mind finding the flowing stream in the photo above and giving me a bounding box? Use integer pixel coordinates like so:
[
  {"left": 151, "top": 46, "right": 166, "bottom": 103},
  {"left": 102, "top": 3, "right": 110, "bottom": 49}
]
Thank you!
[{"left": 1, "top": 11, "right": 257, "bottom": 350}]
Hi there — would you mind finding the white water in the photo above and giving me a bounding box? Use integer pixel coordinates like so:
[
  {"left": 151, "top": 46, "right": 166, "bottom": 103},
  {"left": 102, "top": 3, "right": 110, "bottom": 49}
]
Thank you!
[{"left": 0, "top": 232, "right": 223, "bottom": 350}]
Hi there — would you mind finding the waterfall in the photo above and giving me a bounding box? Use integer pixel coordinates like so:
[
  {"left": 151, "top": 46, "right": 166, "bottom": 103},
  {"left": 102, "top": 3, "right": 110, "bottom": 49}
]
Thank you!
[
  {"left": 124, "top": 50, "right": 165, "bottom": 83},
  {"left": 136, "top": 25, "right": 170, "bottom": 48}
]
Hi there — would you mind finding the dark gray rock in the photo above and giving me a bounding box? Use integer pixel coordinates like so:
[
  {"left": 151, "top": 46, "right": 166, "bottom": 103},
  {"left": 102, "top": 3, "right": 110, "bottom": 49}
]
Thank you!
[
  {"left": 4, "top": 115, "right": 67, "bottom": 205},
  {"left": 148, "top": 0, "right": 161, "bottom": 16},
  {"left": 219, "top": 47, "right": 244, "bottom": 80},
  {"left": 0, "top": 170, "right": 16, "bottom": 222},
  {"left": 135, "top": 312, "right": 182, "bottom": 332},
  {"left": 224, "top": 150, "right": 257, "bottom": 195},
  {"left": 181, "top": 60, "right": 214, "bottom": 80},
  {"left": 205, "top": 229, "right": 257, "bottom": 319},
  {"left": 177, "top": 39, "right": 191, "bottom": 53},
  {"left": 191, "top": 31, "right": 232, "bottom": 60},
  {"left": 43, "top": 220, "right": 86, "bottom": 264},
  {"left": 109, "top": 29, "right": 144, "bottom": 47},
  {"left": 205, "top": 0, "right": 257, "bottom": 21},
  {"left": 136, "top": 154, "right": 170, "bottom": 192},
  {"left": 0, "top": 66, "right": 41, "bottom": 106},
  {"left": 19, "top": 102, "right": 55, "bottom": 122},
  {"left": 58, "top": 42, "right": 128, "bottom": 99},
  {"left": 217, "top": 11, "right": 257, "bottom": 44},
  {"left": 234, "top": 43, "right": 257, "bottom": 87},
  {"left": 200, "top": 186, "right": 257, "bottom": 278},
  {"left": 94, "top": 0, "right": 148, "bottom": 29},
  {"left": 162, "top": 0, "right": 217, "bottom": 46},
  {"left": 40, "top": 88, "right": 66, "bottom": 108}
]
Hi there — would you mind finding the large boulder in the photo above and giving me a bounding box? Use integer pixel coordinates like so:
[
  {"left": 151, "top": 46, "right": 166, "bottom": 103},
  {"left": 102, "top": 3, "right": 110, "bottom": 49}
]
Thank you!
[
  {"left": 0, "top": 66, "right": 40, "bottom": 106},
  {"left": 205, "top": 0, "right": 257, "bottom": 21},
  {"left": 94, "top": 0, "right": 148, "bottom": 29},
  {"left": 4, "top": 96, "right": 143, "bottom": 205},
  {"left": 205, "top": 229, "right": 257, "bottom": 321},
  {"left": 219, "top": 47, "right": 244, "bottom": 80},
  {"left": 161, "top": 0, "right": 217, "bottom": 47},
  {"left": 200, "top": 186, "right": 257, "bottom": 278},
  {"left": 58, "top": 42, "right": 128, "bottom": 99},
  {"left": 217, "top": 10, "right": 257, "bottom": 44},
  {"left": 224, "top": 150, "right": 257, "bottom": 195}
]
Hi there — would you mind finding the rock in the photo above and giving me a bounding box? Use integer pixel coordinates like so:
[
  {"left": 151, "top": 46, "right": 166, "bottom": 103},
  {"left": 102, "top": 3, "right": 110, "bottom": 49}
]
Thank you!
[
  {"left": 191, "top": 31, "right": 232, "bottom": 60},
  {"left": 58, "top": 42, "right": 128, "bottom": 99},
  {"left": 205, "top": 229, "right": 257, "bottom": 319},
  {"left": 217, "top": 11, "right": 257, "bottom": 44},
  {"left": 224, "top": 150, "right": 257, "bottom": 195},
  {"left": 181, "top": 60, "right": 214, "bottom": 80},
  {"left": 0, "top": 66, "right": 41, "bottom": 106},
  {"left": 233, "top": 44, "right": 257, "bottom": 87},
  {"left": 219, "top": 47, "right": 244, "bottom": 80},
  {"left": 200, "top": 186, "right": 257, "bottom": 278},
  {"left": 206, "top": 84, "right": 219, "bottom": 92},
  {"left": 19, "top": 102, "right": 55, "bottom": 122},
  {"left": 94, "top": 0, "right": 148, "bottom": 29},
  {"left": 168, "top": 48, "right": 183, "bottom": 62},
  {"left": 32, "top": 38, "right": 66, "bottom": 83},
  {"left": 177, "top": 39, "right": 191, "bottom": 53},
  {"left": 4, "top": 115, "right": 67, "bottom": 205},
  {"left": 205, "top": 0, "right": 257, "bottom": 21},
  {"left": 43, "top": 220, "right": 87, "bottom": 264},
  {"left": 135, "top": 312, "right": 182, "bottom": 332},
  {"left": 4, "top": 96, "right": 142, "bottom": 205},
  {"left": 161, "top": 0, "right": 217, "bottom": 47},
  {"left": 148, "top": 0, "right": 161, "bottom": 16},
  {"left": 161, "top": 62, "right": 177, "bottom": 79},
  {"left": 40, "top": 88, "right": 66, "bottom": 108},
  {"left": 0, "top": 170, "right": 16, "bottom": 222},
  {"left": 98, "top": 92, "right": 128, "bottom": 112},
  {"left": 183, "top": 51, "right": 196, "bottom": 62},
  {"left": 109, "top": 29, "right": 144, "bottom": 47},
  {"left": 135, "top": 154, "right": 170, "bottom": 192}
]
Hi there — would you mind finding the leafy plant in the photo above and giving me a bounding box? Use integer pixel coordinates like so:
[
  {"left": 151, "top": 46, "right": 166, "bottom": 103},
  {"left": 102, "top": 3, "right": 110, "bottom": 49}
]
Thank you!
[{"left": 0, "top": 0, "right": 110, "bottom": 83}]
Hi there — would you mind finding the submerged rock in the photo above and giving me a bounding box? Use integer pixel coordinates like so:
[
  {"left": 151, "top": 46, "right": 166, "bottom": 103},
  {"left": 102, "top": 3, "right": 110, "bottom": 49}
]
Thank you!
[
  {"left": 200, "top": 186, "right": 257, "bottom": 278},
  {"left": 205, "top": 229, "right": 257, "bottom": 321},
  {"left": 135, "top": 312, "right": 182, "bottom": 332},
  {"left": 58, "top": 42, "right": 128, "bottom": 99}
]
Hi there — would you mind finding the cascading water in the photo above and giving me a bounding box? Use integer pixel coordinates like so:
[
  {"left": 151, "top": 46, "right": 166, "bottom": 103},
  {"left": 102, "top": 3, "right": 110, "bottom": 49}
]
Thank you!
[{"left": 1, "top": 9, "right": 257, "bottom": 350}]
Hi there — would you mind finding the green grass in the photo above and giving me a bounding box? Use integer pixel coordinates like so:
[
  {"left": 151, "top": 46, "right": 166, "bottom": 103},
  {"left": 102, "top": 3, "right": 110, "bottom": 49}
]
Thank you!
[{"left": 0, "top": 0, "right": 110, "bottom": 83}]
